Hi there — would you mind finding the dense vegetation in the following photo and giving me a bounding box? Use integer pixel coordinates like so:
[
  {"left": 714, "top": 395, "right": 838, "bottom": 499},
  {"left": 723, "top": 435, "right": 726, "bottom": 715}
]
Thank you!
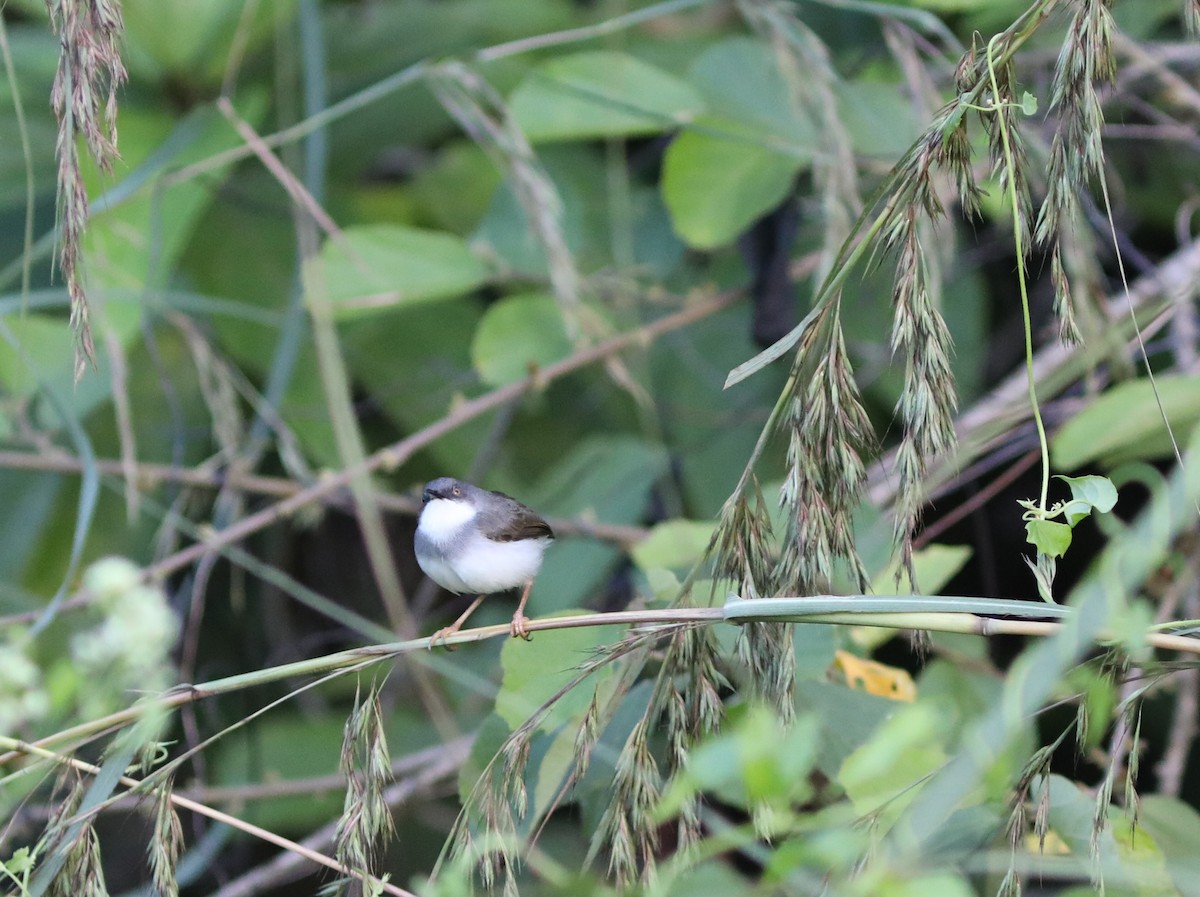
[{"left": 3, "top": 1, "right": 1200, "bottom": 895}]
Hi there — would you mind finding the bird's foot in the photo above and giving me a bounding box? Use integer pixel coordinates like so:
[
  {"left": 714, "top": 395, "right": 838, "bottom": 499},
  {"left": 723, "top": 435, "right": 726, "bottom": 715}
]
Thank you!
[
  {"left": 509, "top": 613, "right": 533, "bottom": 641},
  {"left": 429, "top": 625, "right": 460, "bottom": 651}
]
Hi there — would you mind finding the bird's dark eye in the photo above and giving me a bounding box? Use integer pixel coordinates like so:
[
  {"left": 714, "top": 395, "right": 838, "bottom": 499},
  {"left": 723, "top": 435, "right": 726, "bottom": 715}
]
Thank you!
[{"left": 452, "top": 486, "right": 461, "bottom": 496}]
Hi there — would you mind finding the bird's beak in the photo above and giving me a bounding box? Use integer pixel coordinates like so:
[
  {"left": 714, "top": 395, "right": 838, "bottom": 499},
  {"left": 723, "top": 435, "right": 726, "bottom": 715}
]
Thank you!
[{"left": 422, "top": 488, "right": 434, "bottom": 503}]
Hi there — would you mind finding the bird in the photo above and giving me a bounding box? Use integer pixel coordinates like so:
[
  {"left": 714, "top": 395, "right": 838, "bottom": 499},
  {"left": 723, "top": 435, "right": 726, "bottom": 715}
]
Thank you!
[{"left": 414, "top": 477, "right": 554, "bottom": 648}]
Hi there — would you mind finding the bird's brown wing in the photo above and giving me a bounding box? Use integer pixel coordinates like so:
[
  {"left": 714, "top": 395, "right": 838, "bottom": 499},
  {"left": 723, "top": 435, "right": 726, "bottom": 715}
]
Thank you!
[{"left": 478, "top": 491, "right": 554, "bottom": 542}]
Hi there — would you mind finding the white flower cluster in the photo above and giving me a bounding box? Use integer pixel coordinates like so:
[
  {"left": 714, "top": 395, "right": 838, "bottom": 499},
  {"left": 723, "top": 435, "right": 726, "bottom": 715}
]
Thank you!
[
  {"left": 69, "top": 557, "right": 179, "bottom": 717},
  {"left": 0, "top": 641, "right": 49, "bottom": 734}
]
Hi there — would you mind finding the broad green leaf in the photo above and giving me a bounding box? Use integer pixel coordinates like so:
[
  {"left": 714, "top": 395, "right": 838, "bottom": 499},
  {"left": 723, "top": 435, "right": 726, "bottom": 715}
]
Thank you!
[
  {"left": 687, "top": 37, "right": 812, "bottom": 144},
  {"left": 838, "top": 700, "right": 948, "bottom": 821},
  {"left": 471, "top": 292, "right": 572, "bottom": 387},
  {"left": 510, "top": 50, "right": 705, "bottom": 142},
  {"left": 1051, "top": 375, "right": 1200, "bottom": 469},
  {"left": 869, "top": 543, "right": 973, "bottom": 595},
  {"left": 306, "top": 224, "right": 489, "bottom": 318},
  {"left": 344, "top": 298, "right": 490, "bottom": 474},
  {"left": 459, "top": 712, "right": 509, "bottom": 804},
  {"left": 85, "top": 101, "right": 265, "bottom": 295},
  {"left": 659, "top": 707, "right": 819, "bottom": 817},
  {"left": 657, "top": 863, "right": 752, "bottom": 897},
  {"left": 0, "top": 301, "right": 141, "bottom": 428},
  {"left": 525, "top": 723, "right": 583, "bottom": 828},
  {"left": 1041, "top": 775, "right": 1174, "bottom": 887},
  {"left": 1025, "top": 519, "right": 1072, "bottom": 558},
  {"left": 524, "top": 437, "right": 668, "bottom": 616},
  {"left": 630, "top": 519, "right": 714, "bottom": 573},
  {"left": 0, "top": 469, "right": 62, "bottom": 586},
  {"left": 1056, "top": 474, "right": 1118, "bottom": 522},
  {"left": 471, "top": 145, "right": 600, "bottom": 280},
  {"left": 794, "top": 624, "right": 839, "bottom": 680},
  {"left": 1140, "top": 795, "right": 1200, "bottom": 896},
  {"left": 662, "top": 36, "right": 816, "bottom": 249},
  {"left": 122, "top": 0, "right": 294, "bottom": 84},
  {"left": 409, "top": 139, "right": 504, "bottom": 234},
  {"left": 662, "top": 116, "right": 803, "bottom": 248},
  {"left": 797, "top": 682, "right": 896, "bottom": 778},
  {"left": 907, "top": 0, "right": 996, "bottom": 9},
  {"left": 1065, "top": 665, "right": 1118, "bottom": 751},
  {"left": 496, "top": 613, "right": 623, "bottom": 730},
  {"left": 834, "top": 80, "right": 923, "bottom": 160},
  {"left": 875, "top": 873, "right": 975, "bottom": 897}
]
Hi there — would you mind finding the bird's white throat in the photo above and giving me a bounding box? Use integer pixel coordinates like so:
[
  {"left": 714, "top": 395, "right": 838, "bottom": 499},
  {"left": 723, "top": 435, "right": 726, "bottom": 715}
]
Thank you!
[{"left": 419, "top": 497, "right": 477, "bottom": 542}]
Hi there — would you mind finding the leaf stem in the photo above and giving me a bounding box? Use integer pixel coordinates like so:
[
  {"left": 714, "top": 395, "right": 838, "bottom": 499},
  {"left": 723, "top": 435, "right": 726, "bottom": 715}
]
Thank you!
[{"left": 984, "top": 34, "right": 1051, "bottom": 513}]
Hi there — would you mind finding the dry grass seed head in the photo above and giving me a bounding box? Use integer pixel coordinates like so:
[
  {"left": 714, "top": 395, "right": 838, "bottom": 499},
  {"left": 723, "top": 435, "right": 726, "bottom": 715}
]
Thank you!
[
  {"left": 590, "top": 717, "right": 661, "bottom": 884},
  {"left": 148, "top": 782, "right": 182, "bottom": 897},
  {"left": 428, "top": 63, "right": 581, "bottom": 335},
  {"left": 335, "top": 688, "right": 395, "bottom": 892},
  {"left": 45, "top": 0, "right": 128, "bottom": 378}
]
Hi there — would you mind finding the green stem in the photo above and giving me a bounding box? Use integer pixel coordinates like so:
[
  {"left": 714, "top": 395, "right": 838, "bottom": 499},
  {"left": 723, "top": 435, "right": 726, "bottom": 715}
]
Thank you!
[{"left": 985, "top": 34, "right": 1051, "bottom": 514}]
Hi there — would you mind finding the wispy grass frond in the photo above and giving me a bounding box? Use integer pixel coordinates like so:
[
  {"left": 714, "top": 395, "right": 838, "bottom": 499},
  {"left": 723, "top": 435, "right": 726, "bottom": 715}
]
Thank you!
[
  {"left": 446, "top": 631, "right": 655, "bottom": 889},
  {"left": 778, "top": 317, "right": 874, "bottom": 595},
  {"left": 147, "top": 780, "right": 182, "bottom": 897},
  {"left": 45, "top": 0, "right": 127, "bottom": 379},
  {"left": 592, "top": 717, "right": 661, "bottom": 884},
  {"left": 1035, "top": 0, "right": 1117, "bottom": 342},
  {"left": 427, "top": 62, "right": 581, "bottom": 335},
  {"left": 42, "top": 774, "right": 109, "bottom": 897},
  {"left": 334, "top": 684, "right": 395, "bottom": 895},
  {"left": 740, "top": 0, "right": 862, "bottom": 279}
]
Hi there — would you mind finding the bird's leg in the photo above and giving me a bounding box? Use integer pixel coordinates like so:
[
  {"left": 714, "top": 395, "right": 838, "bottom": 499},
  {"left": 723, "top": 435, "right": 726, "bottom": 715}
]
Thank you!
[
  {"left": 509, "top": 580, "right": 534, "bottom": 641},
  {"left": 429, "top": 595, "right": 486, "bottom": 650}
]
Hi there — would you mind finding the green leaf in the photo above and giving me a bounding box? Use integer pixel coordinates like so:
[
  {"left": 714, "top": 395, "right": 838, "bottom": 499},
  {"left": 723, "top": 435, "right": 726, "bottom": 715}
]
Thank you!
[
  {"left": 306, "top": 225, "right": 489, "bottom": 319},
  {"left": 835, "top": 80, "right": 924, "bottom": 160},
  {"left": 876, "top": 873, "right": 976, "bottom": 897},
  {"left": 1055, "top": 474, "right": 1118, "bottom": 524},
  {"left": 345, "top": 299, "right": 489, "bottom": 473},
  {"left": 0, "top": 301, "right": 141, "bottom": 429},
  {"left": 661, "top": 36, "right": 816, "bottom": 249},
  {"left": 870, "top": 543, "right": 973, "bottom": 595},
  {"left": 122, "top": 0, "right": 294, "bottom": 84},
  {"left": 1140, "top": 795, "right": 1200, "bottom": 895},
  {"left": 1024, "top": 551, "right": 1057, "bottom": 603},
  {"left": 797, "top": 682, "right": 896, "bottom": 778},
  {"left": 1025, "top": 519, "right": 1072, "bottom": 558},
  {"left": 838, "top": 701, "right": 948, "bottom": 822},
  {"left": 662, "top": 116, "right": 804, "bottom": 249},
  {"left": 1051, "top": 374, "right": 1200, "bottom": 468},
  {"left": 495, "top": 613, "right": 624, "bottom": 730},
  {"left": 509, "top": 50, "right": 705, "bottom": 142},
  {"left": 658, "top": 707, "right": 819, "bottom": 818},
  {"left": 1057, "top": 499, "right": 1095, "bottom": 528},
  {"left": 630, "top": 519, "right": 715, "bottom": 573},
  {"left": 470, "top": 292, "right": 572, "bottom": 387},
  {"left": 687, "top": 37, "right": 812, "bottom": 144},
  {"left": 524, "top": 437, "right": 669, "bottom": 617}
]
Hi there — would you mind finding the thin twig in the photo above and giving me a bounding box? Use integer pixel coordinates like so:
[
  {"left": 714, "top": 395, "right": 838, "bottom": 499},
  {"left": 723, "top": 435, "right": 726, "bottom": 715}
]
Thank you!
[
  {"left": 0, "top": 736, "right": 417, "bottom": 897},
  {"left": 0, "top": 451, "right": 648, "bottom": 548},
  {"left": 209, "top": 738, "right": 468, "bottom": 897}
]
